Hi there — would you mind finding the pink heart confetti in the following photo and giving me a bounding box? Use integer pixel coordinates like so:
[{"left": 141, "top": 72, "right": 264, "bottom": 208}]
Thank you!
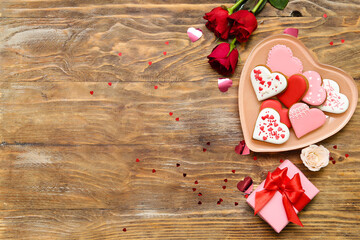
[
  {"left": 323, "top": 13, "right": 327, "bottom": 18},
  {"left": 108, "top": 82, "right": 112, "bottom": 86},
  {"left": 169, "top": 112, "right": 173, "bottom": 116},
  {"left": 90, "top": 91, "right": 94, "bottom": 95},
  {"left": 118, "top": 52, "right": 122, "bottom": 56},
  {"left": 154, "top": 86, "right": 158, "bottom": 89},
  {"left": 329, "top": 41, "right": 334, "bottom": 46},
  {"left": 148, "top": 61, "right": 152, "bottom": 65},
  {"left": 175, "top": 117, "right": 179, "bottom": 121},
  {"left": 187, "top": 27, "right": 203, "bottom": 42},
  {"left": 163, "top": 51, "right": 167, "bottom": 55},
  {"left": 283, "top": 28, "right": 298, "bottom": 38},
  {"left": 234, "top": 140, "right": 250, "bottom": 155},
  {"left": 218, "top": 78, "right": 233, "bottom": 92},
  {"left": 165, "top": 41, "right": 169, "bottom": 45}
]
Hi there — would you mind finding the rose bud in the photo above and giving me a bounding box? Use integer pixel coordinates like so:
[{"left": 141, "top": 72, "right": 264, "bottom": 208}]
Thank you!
[
  {"left": 203, "top": 7, "right": 231, "bottom": 40},
  {"left": 207, "top": 42, "right": 239, "bottom": 76},
  {"left": 229, "top": 10, "right": 258, "bottom": 43}
]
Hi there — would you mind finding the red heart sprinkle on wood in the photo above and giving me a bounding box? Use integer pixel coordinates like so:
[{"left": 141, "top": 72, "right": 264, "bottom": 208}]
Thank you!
[
  {"left": 332, "top": 160, "right": 336, "bottom": 164},
  {"left": 154, "top": 86, "right": 158, "bottom": 89},
  {"left": 118, "top": 53, "right": 122, "bottom": 56},
  {"left": 232, "top": 170, "right": 236, "bottom": 173},
  {"left": 123, "top": 228, "right": 126, "bottom": 232},
  {"left": 280, "top": 159, "right": 284, "bottom": 163},
  {"left": 163, "top": 52, "right": 167, "bottom": 55},
  {"left": 108, "top": 82, "right": 112, "bottom": 86},
  {"left": 176, "top": 163, "right": 180, "bottom": 167},
  {"left": 207, "top": 142, "right": 210, "bottom": 145},
  {"left": 192, "top": 188, "right": 196, "bottom": 192},
  {"left": 345, "top": 154, "right": 349, "bottom": 158},
  {"left": 175, "top": 117, "right": 179, "bottom": 121},
  {"left": 136, "top": 158, "right": 140, "bottom": 162},
  {"left": 90, "top": 91, "right": 94, "bottom": 95},
  {"left": 341, "top": 39, "right": 345, "bottom": 43},
  {"left": 194, "top": 180, "right": 198, "bottom": 184},
  {"left": 329, "top": 41, "right": 334, "bottom": 46},
  {"left": 148, "top": 61, "right": 152, "bottom": 65},
  {"left": 323, "top": 13, "right": 327, "bottom": 18},
  {"left": 152, "top": 169, "right": 156, "bottom": 173},
  {"left": 224, "top": 179, "right": 228, "bottom": 182},
  {"left": 222, "top": 186, "right": 226, "bottom": 190},
  {"left": 169, "top": 112, "right": 173, "bottom": 116},
  {"left": 183, "top": 173, "right": 187, "bottom": 177},
  {"left": 198, "top": 201, "right": 202, "bottom": 205},
  {"left": 253, "top": 156, "right": 257, "bottom": 161},
  {"left": 198, "top": 193, "right": 202, "bottom": 196},
  {"left": 203, "top": 148, "right": 207, "bottom": 152},
  {"left": 333, "top": 145, "right": 337, "bottom": 149},
  {"left": 235, "top": 202, "right": 239, "bottom": 206},
  {"left": 165, "top": 41, "right": 169, "bottom": 45}
]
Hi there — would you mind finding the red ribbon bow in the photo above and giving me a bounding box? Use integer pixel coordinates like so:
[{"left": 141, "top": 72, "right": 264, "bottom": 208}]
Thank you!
[{"left": 255, "top": 167, "right": 310, "bottom": 227}]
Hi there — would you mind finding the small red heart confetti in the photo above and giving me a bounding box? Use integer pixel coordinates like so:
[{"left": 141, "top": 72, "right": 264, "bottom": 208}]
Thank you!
[
  {"left": 224, "top": 179, "right": 228, "bottom": 183},
  {"left": 90, "top": 91, "right": 94, "bottom": 95},
  {"left": 206, "top": 142, "right": 210, "bottom": 145},
  {"left": 192, "top": 188, "right": 196, "bottom": 192},
  {"left": 136, "top": 158, "right": 140, "bottom": 162},
  {"left": 163, "top": 51, "right": 167, "bottom": 55},
  {"left": 253, "top": 156, "right": 257, "bottom": 161},
  {"left": 237, "top": 176, "right": 253, "bottom": 193},
  {"left": 123, "top": 228, "right": 126, "bottom": 232},
  {"left": 345, "top": 154, "right": 349, "bottom": 158},
  {"left": 108, "top": 82, "right": 112, "bottom": 86},
  {"left": 329, "top": 156, "right": 334, "bottom": 161},
  {"left": 198, "top": 193, "right": 202, "bottom": 196},
  {"left": 333, "top": 145, "right": 337, "bottom": 149},
  {"left": 175, "top": 117, "right": 179, "bottom": 121},
  {"left": 176, "top": 163, "right": 180, "bottom": 167},
  {"left": 154, "top": 85, "right": 158, "bottom": 89},
  {"left": 323, "top": 13, "right": 327, "bottom": 18},
  {"left": 194, "top": 180, "right": 198, "bottom": 184},
  {"left": 148, "top": 61, "right": 152, "bottom": 65},
  {"left": 183, "top": 173, "right": 187, "bottom": 177},
  {"left": 280, "top": 159, "right": 284, "bottom": 163},
  {"left": 232, "top": 170, "right": 236, "bottom": 174},
  {"left": 169, "top": 112, "right": 173, "bottom": 116},
  {"left": 329, "top": 41, "right": 334, "bottom": 46},
  {"left": 118, "top": 52, "right": 122, "bottom": 56},
  {"left": 203, "top": 148, "right": 207, "bottom": 152},
  {"left": 244, "top": 194, "right": 249, "bottom": 199},
  {"left": 165, "top": 41, "right": 169, "bottom": 45},
  {"left": 235, "top": 140, "right": 250, "bottom": 155},
  {"left": 332, "top": 160, "right": 336, "bottom": 164},
  {"left": 217, "top": 201, "right": 221, "bottom": 205},
  {"left": 219, "top": 198, "right": 223, "bottom": 202},
  {"left": 198, "top": 201, "right": 202, "bottom": 205},
  {"left": 235, "top": 202, "right": 239, "bottom": 206},
  {"left": 341, "top": 39, "right": 345, "bottom": 43},
  {"left": 152, "top": 169, "right": 156, "bottom": 173},
  {"left": 222, "top": 186, "right": 226, "bottom": 190}
]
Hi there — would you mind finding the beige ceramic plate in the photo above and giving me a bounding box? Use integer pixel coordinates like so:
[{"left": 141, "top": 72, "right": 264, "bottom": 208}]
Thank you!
[{"left": 239, "top": 34, "right": 358, "bottom": 152}]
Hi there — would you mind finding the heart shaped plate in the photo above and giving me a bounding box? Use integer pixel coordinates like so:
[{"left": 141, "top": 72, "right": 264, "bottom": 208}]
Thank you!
[{"left": 238, "top": 34, "right": 358, "bottom": 152}]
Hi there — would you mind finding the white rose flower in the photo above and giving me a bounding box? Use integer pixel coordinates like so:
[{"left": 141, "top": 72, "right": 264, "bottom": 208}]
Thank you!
[{"left": 300, "top": 145, "right": 330, "bottom": 171}]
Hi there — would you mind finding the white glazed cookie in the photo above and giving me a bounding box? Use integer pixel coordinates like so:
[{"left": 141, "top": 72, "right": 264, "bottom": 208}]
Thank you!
[
  {"left": 250, "top": 65, "right": 287, "bottom": 101},
  {"left": 253, "top": 108, "right": 290, "bottom": 144},
  {"left": 319, "top": 79, "right": 349, "bottom": 114}
]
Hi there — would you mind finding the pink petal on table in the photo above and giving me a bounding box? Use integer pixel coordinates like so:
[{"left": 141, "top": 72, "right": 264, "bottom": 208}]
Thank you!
[
  {"left": 218, "top": 78, "right": 233, "bottom": 92},
  {"left": 235, "top": 140, "right": 250, "bottom": 155},
  {"left": 187, "top": 27, "right": 203, "bottom": 42},
  {"left": 283, "top": 28, "right": 299, "bottom": 38}
]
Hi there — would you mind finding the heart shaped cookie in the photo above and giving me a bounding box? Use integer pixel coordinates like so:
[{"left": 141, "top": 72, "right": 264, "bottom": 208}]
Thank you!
[
  {"left": 277, "top": 74, "right": 308, "bottom": 108},
  {"left": 253, "top": 108, "right": 290, "bottom": 144},
  {"left": 319, "top": 79, "right": 349, "bottom": 114},
  {"left": 289, "top": 103, "right": 326, "bottom": 138},
  {"left": 267, "top": 44, "right": 303, "bottom": 77},
  {"left": 250, "top": 65, "right": 287, "bottom": 101},
  {"left": 260, "top": 99, "right": 291, "bottom": 128},
  {"left": 302, "top": 71, "right": 327, "bottom": 106}
]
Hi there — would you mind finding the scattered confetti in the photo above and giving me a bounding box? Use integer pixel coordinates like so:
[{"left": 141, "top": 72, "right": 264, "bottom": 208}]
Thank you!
[
  {"left": 175, "top": 117, "right": 179, "bottom": 121},
  {"left": 232, "top": 170, "right": 236, "bottom": 174},
  {"left": 194, "top": 180, "right": 198, "bottom": 184},
  {"left": 283, "top": 28, "right": 299, "bottom": 38},
  {"left": 118, "top": 52, "right": 122, "bottom": 56},
  {"left": 341, "top": 39, "right": 345, "bottom": 43},
  {"left": 244, "top": 194, "right": 249, "bottom": 199},
  {"left": 165, "top": 41, "right": 169, "bottom": 45},
  {"left": 198, "top": 193, "right": 202, "bottom": 196},
  {"left": 163, "top": 51, "right": 167, "bottom": 55},
  {"left": 183, "top": 173, "right": 187, "bottom": 177},
  {"left": 237, "top": 176, "right": 253, "bottom": 193},
  {"left": 333, "top": 145, "right": 337, "bottom": 149},
  {"left": 148, "top": 61, "right": 152, "bottom": 65},
  {"left": 198, "top": 201, "right": 202, "bottom": 205},
  {"left": 123, "top": 228, "right": 127, "bottom": 232},
  {"left": 207, "top": 142, "right": 211, "bottom": 146},
  {"left": 192, "top": 188, "right": 197, "bottom": 192},
  {"left": 222, "top": 186, "right": 226, "bottom": 190},
  {"left": 136, "top": 158, "right": 140, "bottom": 162},
  {"left": 218, "top": 78, "right": 233, "bottom": 92},
  {"left": 332, "top": 160, "right": 336, "bottom": 164},
  {"left": 154, "top": 86, "right": 158, "bottom": 89},
  {"left": 280, "top": 159, "right": 284, "bottom": 163},
  {"left": 329, "top": 156, "right": 334, "bottom": 161},
  {"left": 235, "top": 202, "right": 239, "bottom": 206},
  {"left": 176, "top": 163, "right": 180, "bottom": 167},
  {"left": 203, "top": 148, "right": 207, "bottom": 152},
  {"left": 108, "top": 82, "right": 112, "bottom": 86},
  {"left": 235, "top": 140, "right": 250, "bottom": 155},
  {"left": 217, "top": 198, "right": 223, "bottom": 205},
  {"left": 187, "top": 27, "right": 203, "bottom": 42},
  {"left": 152, "top": 169, "right": 156, "bottom": 173},
  {"left": 224, "top": 179, "right": 228, "bottom": 183},
  {"left": 323, "top": 13, "right": 327, "bottom": 18},
  {"left": 253, "top": 156, "right": 257, "bottom": 161},
  {"left": 169, "top": 112, "right": 173, "bottom": 116},
  {"left": 90, "top": 91, "right": 94, "bottom": 95},
  {"left": 345, "top": 154, "right": 349, "bottom": 158},
  {"left": 329, "top": 41, "right": 334, "bottom": 46}
]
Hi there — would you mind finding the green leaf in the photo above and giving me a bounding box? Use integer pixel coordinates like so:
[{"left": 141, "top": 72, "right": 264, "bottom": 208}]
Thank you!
[{"left": 269, "top": 0, "right": 288, "bottom": 10}]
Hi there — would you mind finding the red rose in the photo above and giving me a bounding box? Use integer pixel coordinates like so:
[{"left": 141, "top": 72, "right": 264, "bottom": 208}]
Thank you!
[
  {"left": 207, "top": 42, "right": 239, "bottom": 76},
  {"left": 229, "top": 10, "right": 257, "bottom": 42},
  {"left": 203, "top": 7, "right": 231, "bottom": 40}
]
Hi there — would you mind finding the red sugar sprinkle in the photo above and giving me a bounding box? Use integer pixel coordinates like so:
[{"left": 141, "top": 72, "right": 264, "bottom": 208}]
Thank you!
[
  {"left": 203, "top": 148, "right": 207, "bottom": 152},
  {"left": 224, "top": 179, "right": 228, "bottom": 183},
  {"left": 154, "top": 85, "right": 158, "bottom": 89},
  {"left": 232, "top": 170, "right": 236, "bottom": 173},
  {"left": 345, "top": 154, "right": 349, "bottom": 158},
  {"left": 198, "top": 193, "right": 202, "bottom": 196},
  {"left": 163, "top": 51, "right": 167, "bottom": 55},
  {"left": 222, "top": 186, "right": 226, "bottom": 190},
  {"left": 253, "top": 156, "right": 257, "bottom": 161},
  {"left": 194, "top": 180, "right": 198, "bottom": 184},
  {"left": 332, "top": 160, "right": 336, "bottom": 164},
  {"left": 235, "top": 202, "right": 239, "bottom": 206},
  {"left": 108, "top": 82, "right": 112, "bottom": 86},
  {"left": 175, "top": 117, "right": 179, "bottom": 121},
  {"left": 198, "top": 201, "right": 202, "bottom": 205},
  {"left": 176, "top": 163, "right": 180, "bottom": 167},
  {"left": 329, "top": 41, "right": 334, "bottom": 46},
  {"left": 165, "top": 41, "right": 169, "bottom": 45},
  {"left": 118, "top": 52, "right": 122, "bottom": 56},
  {"left": 206, "top": 142, "right": 211, "bottom": 145},
  {"left": 136, "top": 158, "right": 140, "bottom": 162},
  {"left": 341, "top": 39, "right": 345, "bottom": 43},
  {"left": 323, "top": 13, "right": 327, "bottom": 18},
  {"left": 192, "top": 188, "right": 196, "bottom": 192},
  {"left": 123, "top": 228, "right": 126, "bottom": 232},
  {"left": 152, "top": 169, "right": 156, "bottom": 173},
  {"left": 148, "top": 61, "right": 152, "bottom": 65},
  {"left": 333, "top": 145, "right": 337, "bottom": 149},
  {"left": 90, "top": 91, "right": 94, "bottom": 95},
  {"left": 169, "top": 112, "right": 173, "bottom": 116},
  {"left": 183, "top": 173, "right": 187, "bottom": 177}
]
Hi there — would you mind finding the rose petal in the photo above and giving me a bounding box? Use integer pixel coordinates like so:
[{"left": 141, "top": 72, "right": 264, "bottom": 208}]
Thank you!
[
  {"left": 218, "top": 78, "right": 233, "bottom": 92},
  {"left": 283, "top": 28, "right": 299, "bottom": 38},
  {"left": 187, "top": 27, "right": 203, "bottom": 42}
]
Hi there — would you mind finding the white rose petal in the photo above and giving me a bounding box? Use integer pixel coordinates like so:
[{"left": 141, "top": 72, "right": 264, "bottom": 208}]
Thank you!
[{"left": 300, "top": 145, "right": 330, "bottom": 171}]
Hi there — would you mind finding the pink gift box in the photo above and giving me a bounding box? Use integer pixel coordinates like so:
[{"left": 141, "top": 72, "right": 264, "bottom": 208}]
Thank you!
[{"left": 246, "top": 160, "right": 319, "bottom": 233}]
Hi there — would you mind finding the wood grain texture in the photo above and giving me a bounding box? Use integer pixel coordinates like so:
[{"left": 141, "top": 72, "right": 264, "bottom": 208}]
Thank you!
[{"left": 0, "top": 0, "right": 359, "bottom": 239}]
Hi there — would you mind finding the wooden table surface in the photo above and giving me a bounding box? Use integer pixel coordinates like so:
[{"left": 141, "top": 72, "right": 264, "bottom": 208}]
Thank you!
[{"left": 0, "top": 0, "right": 359, "bottom": 239}]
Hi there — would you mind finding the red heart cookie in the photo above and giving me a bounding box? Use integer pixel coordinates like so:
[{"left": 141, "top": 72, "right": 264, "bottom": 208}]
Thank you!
[
  {"left": 260, "top": 99, "right": 291, "bottom": 128},
  {"left": 277, "top": 74, "right": 308, "bottom": 108}
]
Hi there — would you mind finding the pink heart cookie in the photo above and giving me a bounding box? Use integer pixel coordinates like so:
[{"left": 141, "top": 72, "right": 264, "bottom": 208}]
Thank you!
[
  {"left": 302, "top": 71, "right": 327, "bottom": 106},
  {"left": 267, "top": 45, "right": 303, "bottom": 77},
  {"left": 289, "top": 103, "right": 326, "bottom": 138},
  {"left": 253, "top": 108, "right": 290, "bottom": 144}
]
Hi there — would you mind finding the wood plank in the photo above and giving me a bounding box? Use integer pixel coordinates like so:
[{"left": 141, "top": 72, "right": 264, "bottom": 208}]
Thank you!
[{"left": 1, "top": 1, "right": 360, "bottom": 18}]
